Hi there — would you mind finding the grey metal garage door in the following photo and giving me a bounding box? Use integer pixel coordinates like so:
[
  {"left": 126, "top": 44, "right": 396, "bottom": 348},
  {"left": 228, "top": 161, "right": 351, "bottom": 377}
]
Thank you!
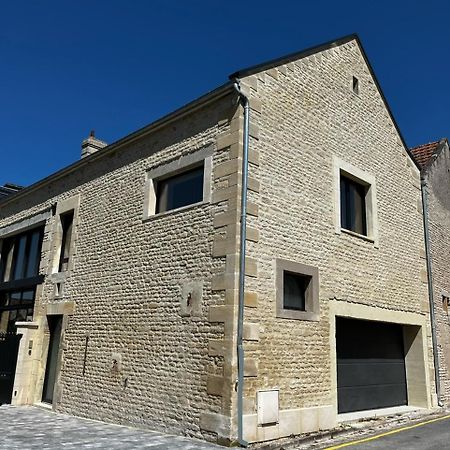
[{"left": 336, "top": 317, "right": 408, "bottom": 413}]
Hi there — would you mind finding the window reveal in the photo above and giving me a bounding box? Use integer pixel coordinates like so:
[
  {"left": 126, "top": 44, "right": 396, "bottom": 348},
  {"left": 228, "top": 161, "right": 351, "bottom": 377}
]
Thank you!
[
  {"left": 58, "top": 210, "right": 74, "bottom": 272},
  {"left": 283, "top": 271, "right": 309, "bottom": 311},
  {"left": 155, "top": 165, "right": 204, "bottom": 214},
  {"left": 340, "top": 174, "right": 367, "bottom": 236}
]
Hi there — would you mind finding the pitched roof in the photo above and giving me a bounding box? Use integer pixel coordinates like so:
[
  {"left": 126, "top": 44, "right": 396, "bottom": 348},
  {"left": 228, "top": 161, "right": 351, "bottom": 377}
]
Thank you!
[
  {"left": 229, "top": 34, "right": 357, "bottom": 79},
  {"left": 0, "top": 183, "right": 23, "bottom": 201},
  {"left": 230, "top": 33, "right": 419, "bottom": 171},
  {"left": 1, "top": 34, "right": 420, "bottom": 207},
  {"left": 410, "top": 141, "right": 441, "bottom": 168}
]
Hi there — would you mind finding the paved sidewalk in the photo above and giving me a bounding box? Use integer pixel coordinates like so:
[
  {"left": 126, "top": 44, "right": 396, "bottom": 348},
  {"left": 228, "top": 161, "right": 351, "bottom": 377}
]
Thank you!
[{"left": 0, "top": 405, "right": 222, "bottom": 449}]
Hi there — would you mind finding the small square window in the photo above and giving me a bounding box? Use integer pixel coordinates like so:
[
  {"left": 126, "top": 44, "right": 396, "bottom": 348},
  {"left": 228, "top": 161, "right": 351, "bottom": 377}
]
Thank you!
[
  {"left": 276, "top": 259, "right": 319, "bottom": 321},
  {"left": 155, "top": 164, "right": 204, "bottom": 214},
  {"left": 340, "top": 174, "right": 367, "bottom": 236},
  {"left": 283, "top": 271, "right": 309, "bottom": 311}
]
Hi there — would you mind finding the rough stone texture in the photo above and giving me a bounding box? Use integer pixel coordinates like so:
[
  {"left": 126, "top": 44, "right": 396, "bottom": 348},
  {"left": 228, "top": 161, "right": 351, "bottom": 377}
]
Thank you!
[
  {"left": 238, "top": 38, "right": 433, "bottom": 435},
  {"left": 0, "top": 93, "right": 238, "bottom": 443},
  {"left": 422, "top": 140, "right": 450, "bottom": 404},
  {"left": 0, "top": 36, "right": 437, "bottom": 446}
]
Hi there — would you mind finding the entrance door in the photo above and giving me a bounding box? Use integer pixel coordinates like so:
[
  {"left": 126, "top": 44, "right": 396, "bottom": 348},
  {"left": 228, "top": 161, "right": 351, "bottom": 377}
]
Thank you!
[
  {"left": 0, "top": 332, "right": 22, "bottom": 405},
  {"left": 336, "top": 317, "right": 407, "bottom": 413},
  {"left": 42, "top": 315, "right": 63, "bottom": 404}
]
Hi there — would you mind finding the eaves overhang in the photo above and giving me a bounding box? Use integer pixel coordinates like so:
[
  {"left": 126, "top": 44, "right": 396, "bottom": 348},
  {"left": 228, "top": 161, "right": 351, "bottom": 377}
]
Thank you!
[
  {"left": 229, "top": 33, "right": 420, "bottom": 171},
  {"left": 0, "top": 81, "right": 234, "bottom": 208}
]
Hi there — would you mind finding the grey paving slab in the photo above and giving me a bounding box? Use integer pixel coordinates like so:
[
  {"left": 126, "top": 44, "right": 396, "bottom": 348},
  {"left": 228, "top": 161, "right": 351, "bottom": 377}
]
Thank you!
[{"left": 0, "top": 405, "right": 222, "bottom": 449}]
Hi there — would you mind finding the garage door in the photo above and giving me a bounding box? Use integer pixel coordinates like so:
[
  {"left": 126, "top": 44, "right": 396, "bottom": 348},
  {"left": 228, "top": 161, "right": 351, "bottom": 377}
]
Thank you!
[{"left": 336, "top": 317, "right": 408, "bottom": 413}]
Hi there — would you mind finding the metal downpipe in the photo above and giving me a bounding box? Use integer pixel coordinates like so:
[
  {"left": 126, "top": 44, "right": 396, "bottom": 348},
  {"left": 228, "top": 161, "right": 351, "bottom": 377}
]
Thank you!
[
  {"left": 421, "top": 174, "right": 443, "bottom": 407},
  {"left": 233, "top": 80, "right": 250, "bottom": 447}
]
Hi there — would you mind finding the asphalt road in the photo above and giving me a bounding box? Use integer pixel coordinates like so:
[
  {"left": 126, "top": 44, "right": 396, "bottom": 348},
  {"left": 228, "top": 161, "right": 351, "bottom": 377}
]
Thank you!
[{"left": 323, "top": 415, "right": 450, "bottom": 450}]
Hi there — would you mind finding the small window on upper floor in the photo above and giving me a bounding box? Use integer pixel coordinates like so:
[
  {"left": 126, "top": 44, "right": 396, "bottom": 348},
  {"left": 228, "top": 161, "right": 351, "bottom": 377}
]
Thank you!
[
  {"left": 352, "top": 76, "right": 360, "bottom": 95},
  {"left": 340, "top": 174, "right": 367, "bottom": 236},
  {"left": 333, "top": 157, "right": 379, "bottom": 246},
  {"left": 155, "top": 164, "right": 204, "bottom": 214},
  {"left": 0, "top": 227, "right": 44, "bottom": 282},
  {"left": 144, "top": 150, "right": 213, "bottom": 220},
  {"left": 58, "top": 210, "right": 74, "bottom": 272}
]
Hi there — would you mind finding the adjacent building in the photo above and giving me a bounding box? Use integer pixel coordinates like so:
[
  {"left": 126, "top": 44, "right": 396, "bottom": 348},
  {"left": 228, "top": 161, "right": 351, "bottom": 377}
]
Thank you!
[
  {"left": 0, "top": 34, "right": 438, "bottom": 445},
  {"left": 411, "top": 138, "right": 450, "bottom": 406}
]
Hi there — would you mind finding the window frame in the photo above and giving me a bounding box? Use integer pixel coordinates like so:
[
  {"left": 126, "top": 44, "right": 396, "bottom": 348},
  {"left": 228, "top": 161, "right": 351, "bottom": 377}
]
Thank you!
[
  {"left": 340, "top": 174, "right": 368, "bottom": 236},
  {"left": 50, "top": 195, "right": 80, "bottom": 276},
  {"left": 333, "top": 156, "right": 379, "bottom": 247},
  {"left": 144, "top": 147, "right": 213, "bottom": 220},
  {"left": 276, "top": 259, "right": 319, "bottom": 321},
  {"left": 154, "top": 163, "right": 205, "bottom": 214}
]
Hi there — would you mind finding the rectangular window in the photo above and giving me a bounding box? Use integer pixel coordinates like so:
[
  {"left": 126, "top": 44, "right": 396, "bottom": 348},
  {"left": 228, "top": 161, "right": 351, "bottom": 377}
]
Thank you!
[
  {"left": 283, "top": 271, "right": 309, "bottom": 311},
  {"left": 0, "top": 289, "right": 35, "bottom": 333},
  {"left": 0, "top": 227, "right": 44, "bottom": 282},
  {"left": 276, "top": 259, "right": 319, "bottom": 321},
  {"left": 155, "top": 164, "right": 204, "bottom": 214},
  {"left": 340, "top": 174, "right": 367, "bottom": 236},
  {"left": 58, "top": 211, "right": 74, "bottom": 272}
]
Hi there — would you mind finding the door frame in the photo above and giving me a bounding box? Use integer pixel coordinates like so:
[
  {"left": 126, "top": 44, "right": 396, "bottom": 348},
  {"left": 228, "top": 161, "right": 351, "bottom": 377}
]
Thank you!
[{"left": 329, "top": 300, "right": 432, "bottom": 419}]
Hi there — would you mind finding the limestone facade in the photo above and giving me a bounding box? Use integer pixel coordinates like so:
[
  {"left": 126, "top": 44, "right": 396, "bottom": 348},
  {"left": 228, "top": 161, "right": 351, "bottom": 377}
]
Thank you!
[
  {"left": 413, "top": 139, "right": 450, "bottom": 405},
  {"left": 0, "top": 35, "right": 436, "bottom": 445}
]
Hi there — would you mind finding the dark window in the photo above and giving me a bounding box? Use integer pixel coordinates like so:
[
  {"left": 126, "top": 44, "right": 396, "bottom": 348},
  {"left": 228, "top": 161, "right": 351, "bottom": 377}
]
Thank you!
[
  {"left": 58, "top": 211, "right": 74, "bottom": 272},
  {"left": 340, "top": 174, "right": 367, "bottom": 236},
  {"left": 0, "top": 289, "right": 35, "bottom": 333},
  {"left": 155, "top": 165, "right": 204, "bottom": 214},
  {"left": 0, "top": 227, "right": 44, "bottom": 282},
  {"left": 352, "top": 76, "right": 360, "bottom": 95},
  {"left": 283, "top": 271, "right": 310, "bottom": 312}
]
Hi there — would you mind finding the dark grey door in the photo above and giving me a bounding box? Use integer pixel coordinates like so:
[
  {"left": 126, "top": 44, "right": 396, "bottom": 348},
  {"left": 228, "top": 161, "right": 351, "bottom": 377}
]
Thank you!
[
  {"left": 0, "top": 332, "right": 22, "bottom": 405},
  {"left": 336, "top": 317, "right": 408, "bottom": 413},
  {"left": 42, "top": 315, "right": 63, "bottom": 404}
]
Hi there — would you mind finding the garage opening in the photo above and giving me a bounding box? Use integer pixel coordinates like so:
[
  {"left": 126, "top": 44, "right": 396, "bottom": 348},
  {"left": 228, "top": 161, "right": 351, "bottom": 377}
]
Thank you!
[{"left": 336, "top": 317, "right": 408, "bottom": 413}]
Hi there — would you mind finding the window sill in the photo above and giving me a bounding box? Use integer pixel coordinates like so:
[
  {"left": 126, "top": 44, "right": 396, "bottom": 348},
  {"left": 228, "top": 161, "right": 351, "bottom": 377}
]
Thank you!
[
  {"left": 340, "top": 228, "right": 375, "bottom": 243},
  {"left": 143, "top": 200, "right": 208, "bottom": 222},
  {"left": 276, "top": 309, "right": 319, "bottom": 322}
]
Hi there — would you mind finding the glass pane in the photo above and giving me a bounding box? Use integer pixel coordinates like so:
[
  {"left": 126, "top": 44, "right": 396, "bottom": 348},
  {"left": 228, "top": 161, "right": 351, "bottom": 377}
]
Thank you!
[
  {"left": 0, "top": 240, "right": 15, "bottom": 282},
  {"left": 15, "top": 309, "right": 28, "bottom": 323},
  {"left": 21, "top": 290, "right": 35, "bottom": 302},
  {"left": 13, "top": 235, "right": 27, "bottom": 280},
  {"left": 283, "top": 272, "right": 307, "bottom": 311},
  {"left": 156, "top": 166, "right": 204, "bottom": 213},
  {"left": 59, "top": 212, "right": 74, "bottom": 272},
  {"left": 340, "top": 175, "right": 367, "bottom": 235},
  {"left": 26, "top": 230, "right": 41, "bottom": 277}
]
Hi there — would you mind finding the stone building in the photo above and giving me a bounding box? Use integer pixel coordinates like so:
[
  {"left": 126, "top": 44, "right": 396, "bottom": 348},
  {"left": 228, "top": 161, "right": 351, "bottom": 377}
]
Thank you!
[
  {"left": 411, "top": 138, "right": 450, "bottom": 406},
  {"left": 0, "top": 34, "right": 437, "bottom": 445}
]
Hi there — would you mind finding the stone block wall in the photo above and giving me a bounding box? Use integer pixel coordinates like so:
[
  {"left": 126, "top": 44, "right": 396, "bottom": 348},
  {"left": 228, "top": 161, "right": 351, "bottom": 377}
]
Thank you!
[
  {"left": 235, "top": 38, "right": 433, "bottom": 442},
  {"left": 0, "top": 92, "right": 243, "bottom": 443},
  {"left": 424, "top": 141, "right": 450, "bottom": 404}
]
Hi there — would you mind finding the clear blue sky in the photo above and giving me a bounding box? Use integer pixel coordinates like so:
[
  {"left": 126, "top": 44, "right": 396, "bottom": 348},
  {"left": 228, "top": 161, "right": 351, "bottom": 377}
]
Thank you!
[{"left": 1, "top": 0, "right": 449, "bottom": 186}]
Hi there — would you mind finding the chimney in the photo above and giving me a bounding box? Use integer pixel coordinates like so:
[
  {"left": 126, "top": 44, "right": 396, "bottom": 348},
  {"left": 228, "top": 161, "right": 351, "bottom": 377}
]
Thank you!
[{"left": 81, "top": 130, "right": 107, "bottom": 158}]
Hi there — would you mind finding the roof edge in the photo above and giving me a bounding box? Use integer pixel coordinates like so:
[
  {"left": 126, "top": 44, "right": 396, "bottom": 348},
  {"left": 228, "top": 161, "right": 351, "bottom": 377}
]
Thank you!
[
  {"left": 229, "top": 33, "right": 420, "bottom": 171},
  {"left": 421, "top": 138, "right": 450, "bottom": 171},
  {"left": 0, "top": 81, "right": 234, "bottom": 208},
  {"left": 229, "top": 33, "right": 358, "bottom": 79}
]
